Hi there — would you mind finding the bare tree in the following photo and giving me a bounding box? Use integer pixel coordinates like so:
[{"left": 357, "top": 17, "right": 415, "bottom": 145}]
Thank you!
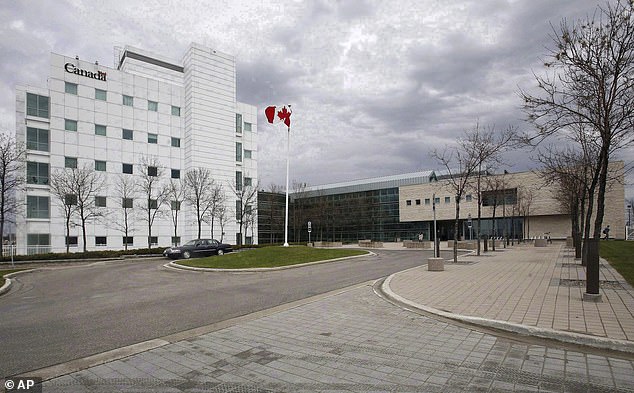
[
  {"left": 167, "top": 179, "right": 185, "bottom": 246},
  {"left": 113, "top": 174, "right": 136, "bottom": 251},
  {"left": 431, "top": 135, "right": 480, "bottom": 263},
  {"left": 517, "top": 186, "right": 535, "bottom": 243},
  {"left": 49, "top": 169, "right": 77, "bottom": 253},
  {"left": 0, "top": 134, "right": 25, "bottom": 256},
  {"left": 203, "top": 183, "right": 225, "bottom": 240},
  {"left": 136, "top": 156, "right": 168, "bottom": 248},
  {"left": 183, "top": 168, "right": 217, "bottom": 239},
  {"left": 70, "top": 164, "right": 105, "bottom": 252},
  {"left": 217, "top": 203, "right": 229, "bottom": 243},
  {"left": 483, "top": 174, "right": 507, "bottom": 251},
  {"left": 230, "top": 177, "right": 259, "bottom": 246}
]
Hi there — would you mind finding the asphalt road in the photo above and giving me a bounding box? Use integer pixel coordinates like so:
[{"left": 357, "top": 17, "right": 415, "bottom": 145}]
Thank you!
[{"left": 0, "top": 249, "right": 452, "bottom": 378}]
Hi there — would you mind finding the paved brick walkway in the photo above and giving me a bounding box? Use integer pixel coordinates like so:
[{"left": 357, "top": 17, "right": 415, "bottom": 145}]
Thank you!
[
  {"left": 41, "top": 284, "right": 634, "bottom": 392},
  {"left": 388, "top": 243, "right": 634, "bottom": 344}
]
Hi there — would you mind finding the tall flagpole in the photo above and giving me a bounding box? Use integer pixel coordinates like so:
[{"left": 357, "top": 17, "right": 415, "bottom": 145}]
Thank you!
[{"left": 283, "top": 122, "right": 290, "bottom": 247}]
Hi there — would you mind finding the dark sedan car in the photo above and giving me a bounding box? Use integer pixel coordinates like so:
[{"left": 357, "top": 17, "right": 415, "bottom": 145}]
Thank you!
[{"left": 163, "top": 239, "right": 232, "bottom": 259}]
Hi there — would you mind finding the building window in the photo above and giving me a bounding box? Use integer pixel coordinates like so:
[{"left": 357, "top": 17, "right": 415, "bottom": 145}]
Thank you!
[
  {"left": 148, "top": 133, "right": 158, "bottom": 144},
  {"left": 95, "top": 236, "right": 107, "bottom": 246},
  {"left": 123, "top": 95, "right": 133, "bottom": 106},
  {"left": 148, "top": 100, "right": 158, "bottom": 112},
  {"left": 65, "top": 157, "right": 78, "bottom": 169},
  {"left": 445, "top": 196, "right": 451, "bottom": 204},
  {"left": 95, "top": 160, "right": 106, "bottom": 172},
  {"left": 64, "top": 194, "right": 77, "bottom": 206},
  {"left": 171, "top": 169, "right": 180, "bottom": 179},
  {"left": 65, "top": 236, "right": 78, "bottom": 247},
  {"left": 425, "top": 198, "right": 430, "bottom": 205},
  {"left": 171, "top": 201, "right": 181, "bottom": 210},
  {"left": 171, "top": 105, "right": 180, "bottom": 116},
  {"left": 65, "top": 82, "right": 78, "bottom": 95},
  {"left": 122, "top": 163, "right": 133, "bottom": 174},
  {"left": 236, "top": 113, "right": 242, "bottom": 133},
  {"left": 236, "top": 142, "right": 242, "bottom": 162},
  {"left": 26, "top": 127, "right": 49, "bottom": 152},
  {"left": 415, "top": 199, "right": 421, "bottom": 205},
  {"left": 95, "top": 124, "right": 106, "bottom": 136},
  {"left": 236, "top": 171, "right": 242, "bottom": 191},
  {"left": 95, "top": 89, "right": 107, "bottom": 101},
  {"left": 65, "top": 119, "right": 78, "bottom": 132},
  {"left": 27, "top": 233, "right": 50, "bottom": 254},
  {"left": 122, "top": 129, "right": 133, "bottom": 140},
  {"left": 27, "top": 196, "right": 49, "bottom": 219},
  {"left": 236, "top": 200, "right": 242, "bottom": 218},
  {"left": 244, "top": 177, "right": 252, "bottom": 187},
  {"left": 244, "top": 149, "right": 252, "bottom": 159},
  {"left": 171, "top": 236, "right": 181, "bottom": 245},
  {"left": 147, "top": 166, "right": 158, "bottom": 177},
  {"left": 434, "top": 197, "right": 440, "bottom": 204},
  {"left": 123, "top": 236, "right": 134, "bottom": 246},
  {"left": 466, "top": 194, "right": 473, "bottom": 202},
  {"left": 406, "top": 200, "right": 412, "bottom": 206},
  {"left": 244, "top": 122, "right": 252, "bottom": 132},
  {"left": 26, "top": 93, "right": 49, "bottom": 118},
  {"left": 95, "top": 196, "right": 107, "bottom": 207},
  {"left": 171, "top": 137, "right": 180, "bottom": 147},
  {"left": 149, "top": 236, "right": 158, "bottom": 245},
  {"left": 27, "top": 162, "right": 49, "bottom": 185},
  {"left": 148, "top": 199, "right": 158, "bottom": 209},
  {"left": 122, "top": 198, "right": 133, "bottom": 208}
]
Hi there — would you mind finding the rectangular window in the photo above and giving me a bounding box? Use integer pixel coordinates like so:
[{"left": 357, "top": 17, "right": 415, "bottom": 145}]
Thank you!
[
  {"left": 236, "top": 171, "right": 242, "bottom": 191},
  {"left": 65, "top": 82, "right": 78, "bottom": 95},
  {"left": 95, "top": 196, "right": 107, "bottom": 207},
  {"left": 122, "top": 95, "right": 133, "bottom": 106},
  {"left": 425, "top": 198, "right": 430, "bottom": 205},
  {"left": 147, "top": 166, "right": 158, "bottom": 177},
  {"left": 26, "top": 127, "right": 49, "bottom": 152},
  {"left": 27, "top": 196, "right": 49, "bottom": 219},
  {"left": 244, "top": 150, "right": 252, "bottom": 159},
  {"left": 122, "top": 163, "right": 133, "bottom": 174},
  {"left": 171, "top": 106, "right": 180, "bottom": 116},
  {"left": 95, "top": 160, "right": 106, "bottom": 172},
  {"left": 26, "top": 93, "right": 49, "bottom": 118},
  {"left": 171, "top": 236, "right": 181, "bottom": 245},
  {"left": 466, "top": 194, "right": 473, "bottom": 202},
  {"left": 64, "top": 194, "right": 77, "bottom": 206},
  {"left": 95, "top": 124, "right": 106, "bottom": 136},
  {"left": 65, "top": 157, "right": 77, "bottom": 169},
  {"left": 148, "top": 199, "right": 158, "bottom": 209},
  {"left": 27, "top": 162, "right": 49, "bottom": 185},
  {"left": 123, "top": 236, "right": 134, "bottom": 245},
  {"left": 171, "top": 201, "right": 181, "bottom": 211},
  {"left": 406, "top": 200, "right": 412, "bottom": 206},
  {"left": 236, "top": 200, "right": 242, "bottom": 218},
  {"left": 65, "top": 119, "right": 78, "bottom": 131},
  {"left": 148, "top": 133, "right": 158, "bottom": 144},
  {"left": 171, "top": 169, "right": 180, "bottom": 179},
  {"left": 236, "top": 142, "right": 242, "bottom": 162},
  {"left": 148, "top": 100, "right": 158, "bottom": 112},
  {"left": 95, "top": 89, "right": 107, "bottom": 101},
  {"left": 27, "top": 233, "right": 50, "bottom": 254},
  {"left": 122, "top": 129, "right": 133, "bottom": 140},
  {"left": 65, "top": 236, "right": 78, "bottom": 247},
  {"left": 244, "top": 177, "right": 252, "bottom": 187},
  {"left": 122, "top": 198, "right": 133, "bottom": 208},
  {"left": 445, "top": 196, "right": 451, "bottom": 204},
  {"left": 171, "top": 137, "right": 180, "bottom": 147},
  {"left": 95, "top": 236, "right": 107, "bottom": 246},
  {"left": 149, "top": 236, "right": 158, "bottom": 246},
  {"left": 236, "top": 113, "right": 242, "bottom": 133},
  {"left": 244, "top": 122, "right": 252, "bottom": 132},
  {"left": 415, "top": 199, "right": 421, "bottom": 205},
  {"left": 434, "top": 197, "right": 440, "bottom": 204}
]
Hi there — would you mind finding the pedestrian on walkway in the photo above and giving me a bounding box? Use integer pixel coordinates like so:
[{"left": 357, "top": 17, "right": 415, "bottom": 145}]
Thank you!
[{"left": 603, "top": 225, "right": 610, "bottom": 240}]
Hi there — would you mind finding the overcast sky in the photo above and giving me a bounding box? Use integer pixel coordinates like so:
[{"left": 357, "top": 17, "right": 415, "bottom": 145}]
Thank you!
[{"left": 1, "top": 0, "right": 632, "bottom": 199}]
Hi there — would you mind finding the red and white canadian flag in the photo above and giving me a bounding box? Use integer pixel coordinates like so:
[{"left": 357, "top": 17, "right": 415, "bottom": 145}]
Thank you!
[{"left": 264, "top": 105, "right": 292, "bottom": 128}]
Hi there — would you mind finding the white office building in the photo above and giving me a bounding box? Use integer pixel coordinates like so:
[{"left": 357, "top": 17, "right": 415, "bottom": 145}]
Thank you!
[{"left": 15, "top": 43, "right": 258, "bottom": 254}]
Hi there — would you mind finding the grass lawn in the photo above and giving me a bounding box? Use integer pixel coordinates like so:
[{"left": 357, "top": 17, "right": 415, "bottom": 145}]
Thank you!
[
  {"left": 1, "top": 269, "right": 26, "bottom": 287},
  {"left": 176, "top": 246, "right": 368, "bottom": 269},
  {"left": 600, "top": 241, "right": 634, "bottom": 287}
]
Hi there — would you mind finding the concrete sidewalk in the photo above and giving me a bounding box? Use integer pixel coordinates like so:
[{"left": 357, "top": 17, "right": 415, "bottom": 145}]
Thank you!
[{"left": 385, "top": 242, "right": 634, "bottom": 353}]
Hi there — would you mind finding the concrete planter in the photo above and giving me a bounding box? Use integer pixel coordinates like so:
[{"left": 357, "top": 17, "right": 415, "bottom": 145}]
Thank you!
[{"left": 427, "top": 257, "right": 444, "bottom": 271}]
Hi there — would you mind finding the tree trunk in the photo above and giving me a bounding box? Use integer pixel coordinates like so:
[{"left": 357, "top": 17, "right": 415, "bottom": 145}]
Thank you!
[{"left": 453, "top": 198, "right": 460, "bottom": 263}]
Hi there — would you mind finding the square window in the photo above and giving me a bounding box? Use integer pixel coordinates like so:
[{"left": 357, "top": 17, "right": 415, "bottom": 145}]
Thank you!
[
  {"left": 64, "top": 194, "right": 77, "bottom": 206},
  {"left": 95, "top": 124, "right": 106, "bottom": 136},
  {"left": 122, "top": 129, "right": 133, "bottom": 140},
  {"left": 425, "top": 198, "right": 430, "bottom": 205},
  {"left": 27, "top": 196, "right": 49, "bottom": 219},
  {"left": 171, "top": 236, "right": 181, "bottom": 245},
  {"left": 434, "top": 197, "right": 440, "bottom": 204},
  {"left": 171, "top": 106, "right": 180, "bottom": 116},
  {"left": 65, "top": 119, "right": 78, "bottom": 131},
  {"left": 171, "top": 169, "right": 180, "bottom": 179},
  {"left": 466, "top": 194, "right": 473, "bottom": 202},
  {"left": 244, "top": 177, "right": 252, "bottom": 187},
  {"left": 122, "top": 163, "right": 133, "bottom": 174},
  {"left": 244, "top": 150, "right": 252, "bottom": 159},
  {"left": 26, "top": 93, "right": 49, "bottom": 118},
  {"left": 27, "top": 162, "right": 49, "bottom": 185},
  {"left": 27, "top": 127, "right": 49, "bottom": 152},
  {"left": 148, "top": 199, "right": 158, "bottom": 209},
  {"left": 123, "top": 95, "right": 133, "bottom": 106},
  {"left": 65, "top": 236, "right": 78, "bottom": 246},
  {"left": 122, "top": 198, "right": 133, "bottom": 208},
  {"left": 95, "top": 236, "right": 107, "bottom": 246},
  {"left": 95, "top": 196, "right": 107, "bottom": 207},
  {"left": 148, "top": 133, "right": 158, "bottom": 144},
  {"left": 123, "top": 236, "right": 134, "bottom": 245},
  {"left": 236, "top": 113, "right": 242, "bottom": 133},
  {"left": 244, "top": 122, "right": 252, "bottom": 132},
  {"left": 65, "top": 157, "right": 77, "bottom": 169},
  {"left": 149, "top": 236, "right": 158, "bottom": 245},
  {"left": 95, "top": 89, "right": 107, "bottom": 101},
  {"left": 415, "top": 199, "right": 421, "bottom": 205},
  {"left": 65, "top": 82, "right": 78, "bottom": 95},
  {"left": 171, "top": 137, "right": 180, "bottom": 147},
  {"left": 148, "top": 100, "right": 158, "bottom": 111},
  {"left": 95, "top": 160, "right": 106, "bottom": 171},
  {"left": 171, "top": 201, "right": 181, "bottom": 210},
  {"left": 148, "top": 166, "right": 158, "bottom": 177},
  {"left": 406, "top": 200, "right": 412, "bottom": 206},
  {"left": 445, "top": 196, "right": 451, "bottom": 204}
]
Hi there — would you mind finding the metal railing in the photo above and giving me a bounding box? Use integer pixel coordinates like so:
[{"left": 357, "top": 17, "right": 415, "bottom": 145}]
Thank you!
[{"left": 627, "top": 225, "right": 634, "bottom": 241}]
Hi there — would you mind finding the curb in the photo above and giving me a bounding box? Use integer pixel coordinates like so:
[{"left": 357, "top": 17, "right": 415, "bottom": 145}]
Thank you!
[
  {"left": 0, "top": 269, "right": 39, "bottom": 296},
  {"left": 165, "top": 250, "right": 376, "bottom": 272},
  {"left": 381, "top": 273, "right": 634, "bottom": 355}
]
